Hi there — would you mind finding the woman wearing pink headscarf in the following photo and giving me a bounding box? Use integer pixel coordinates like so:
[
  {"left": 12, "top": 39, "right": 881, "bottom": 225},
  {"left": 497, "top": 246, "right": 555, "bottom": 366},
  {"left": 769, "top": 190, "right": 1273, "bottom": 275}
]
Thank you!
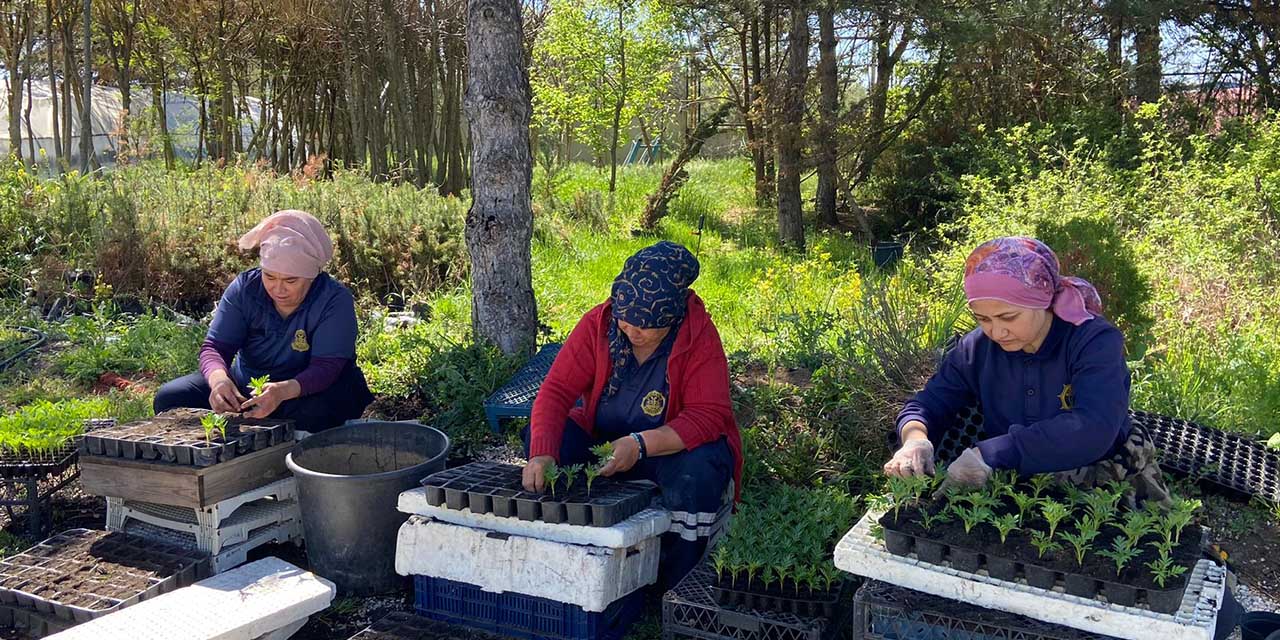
[
  {"left": 154, "top": 210, "right": 374, "bottom": 432},
  {"left": 884, "top": 237, "right": 1171, "bottom": 508}
]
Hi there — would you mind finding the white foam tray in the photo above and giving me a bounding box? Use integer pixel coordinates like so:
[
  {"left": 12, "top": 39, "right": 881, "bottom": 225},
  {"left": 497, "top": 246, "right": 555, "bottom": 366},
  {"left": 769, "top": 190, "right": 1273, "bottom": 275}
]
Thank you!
[
  {"left": 834, "top": 509, "right": 1225, "bottom": 640},
  {"left": 395, "top": 515, "right": 659, "bottom": 612},
  {"left": 397, "top": 486, "right": 671, "bottom": 548},
  {"left": 44, "top": 556, "right": 333, "bottom": 640}
]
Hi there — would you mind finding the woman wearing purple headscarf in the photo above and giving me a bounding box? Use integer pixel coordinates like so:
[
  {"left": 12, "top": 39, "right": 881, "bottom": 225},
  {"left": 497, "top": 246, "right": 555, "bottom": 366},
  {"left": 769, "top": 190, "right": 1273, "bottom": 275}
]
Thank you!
[
  {"left": 884, "top": 237, "right": 1171, "bottom": 507},
  {"left": 153, "top": 210, "right": 374, "bottom": 432}
]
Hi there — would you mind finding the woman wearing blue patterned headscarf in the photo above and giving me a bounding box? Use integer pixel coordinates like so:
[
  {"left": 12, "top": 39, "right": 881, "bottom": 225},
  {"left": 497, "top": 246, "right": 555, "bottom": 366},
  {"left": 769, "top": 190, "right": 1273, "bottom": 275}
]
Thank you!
[{"left": 523, "top": 241, "right": 743, "bottom": 591}]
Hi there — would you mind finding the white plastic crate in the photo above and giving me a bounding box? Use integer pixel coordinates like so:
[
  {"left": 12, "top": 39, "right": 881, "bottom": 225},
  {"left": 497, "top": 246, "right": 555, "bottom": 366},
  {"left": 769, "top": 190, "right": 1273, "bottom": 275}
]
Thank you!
[
  {"left": 107, "top": 494, "right": 300, "bottom": 554},
  {"left": 123, "top": 518, "right": 303, "bottom": 574},
  {"left": 833, "top": 509, "right": 1225, "bottom": 640},
  {"left": 395, "top": 515, "right": 660, "bottom": 613}
]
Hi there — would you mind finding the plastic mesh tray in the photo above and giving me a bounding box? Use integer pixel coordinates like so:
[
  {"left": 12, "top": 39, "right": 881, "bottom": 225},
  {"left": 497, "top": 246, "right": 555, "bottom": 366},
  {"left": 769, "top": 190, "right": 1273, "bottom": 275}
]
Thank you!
[
  {"left": 483, "top": 343, "right": 562, "bottom": 431},
  {"left": 1131, "top": 410, "right": 1280, "bottom": 504},
  {"left": 663, "top": 565, "right": 830, "bottom": 640}
]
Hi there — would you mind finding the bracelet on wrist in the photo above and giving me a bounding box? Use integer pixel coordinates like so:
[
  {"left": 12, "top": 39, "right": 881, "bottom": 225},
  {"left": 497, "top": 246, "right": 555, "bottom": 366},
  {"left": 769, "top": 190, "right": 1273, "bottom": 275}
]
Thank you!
[{"left": 629, "top": 432, "right": 648, "bottom": 460}]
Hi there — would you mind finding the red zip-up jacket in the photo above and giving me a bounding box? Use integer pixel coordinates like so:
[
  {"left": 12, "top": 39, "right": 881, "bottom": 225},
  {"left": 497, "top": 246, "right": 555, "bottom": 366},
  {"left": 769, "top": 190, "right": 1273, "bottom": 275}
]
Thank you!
[{"left": 529, "top": 291, "right": 744, "bottom": 503}]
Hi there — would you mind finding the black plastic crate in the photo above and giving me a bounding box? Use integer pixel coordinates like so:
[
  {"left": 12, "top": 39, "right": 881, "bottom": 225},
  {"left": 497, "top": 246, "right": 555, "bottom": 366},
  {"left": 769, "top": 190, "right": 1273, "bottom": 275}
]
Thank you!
[
  {"left": 421, "top": 462, "right": 655, "bottom": 527},
  {"left": 1131, "top": 409, "right": 1280, "bottom": 504},
  {"left": 413, "top": 574, "right": 644, "bottom": 640},
  {"left": 0, "top": 463, "right": 81, "bottom": 536},
  {"left": 854, "top": 580, "right": 1119, "bottom": 640},
  {"left": 349, "top": 611, "right": 503, "bottom": 640},
  {"left": 663, "top": 565, "right": 830, "bottom": 640}
]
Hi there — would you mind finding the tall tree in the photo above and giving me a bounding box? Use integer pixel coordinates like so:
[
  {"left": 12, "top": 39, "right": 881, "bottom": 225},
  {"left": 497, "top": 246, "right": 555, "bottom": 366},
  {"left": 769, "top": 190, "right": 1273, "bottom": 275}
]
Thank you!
[
  {"left": 774, "top": 0, "right": 807, "bottom": 250},
  {"left": 464, "top": 0, "right": 537, "bottom": 355},
  {"left": 1, "top": 0, "right": 35, "bottom": 161},
  {"left": 814, "top": 1, "right": 838, "bottom": 226}
]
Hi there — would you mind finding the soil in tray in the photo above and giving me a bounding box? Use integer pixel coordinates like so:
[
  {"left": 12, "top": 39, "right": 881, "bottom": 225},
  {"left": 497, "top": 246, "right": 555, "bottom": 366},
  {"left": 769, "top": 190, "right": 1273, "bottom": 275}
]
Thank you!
[
  {"left": 421, "top": 462, "right": 654, "bottom": 526},
  {"left": 879, "top": 489, "right": 1202, "bottom": 597}
]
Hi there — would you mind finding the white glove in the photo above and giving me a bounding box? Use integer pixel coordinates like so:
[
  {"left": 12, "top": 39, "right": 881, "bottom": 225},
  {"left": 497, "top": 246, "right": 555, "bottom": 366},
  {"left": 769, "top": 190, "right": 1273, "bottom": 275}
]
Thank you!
[
  {"left": 884, "top": 438, "right": 935, "bottom": 478},
  {"left": 934, "top": 447, "right": 992, "bottom": 496}
]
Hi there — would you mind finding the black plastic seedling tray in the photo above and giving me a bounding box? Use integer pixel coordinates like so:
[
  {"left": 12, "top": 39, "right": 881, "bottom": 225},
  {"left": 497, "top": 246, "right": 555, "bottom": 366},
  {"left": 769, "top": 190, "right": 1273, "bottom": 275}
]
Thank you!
[
  {"left": 79, "top": 409, "right": 294, "bottom": 468},
  {"left": 1132, "top": 410, "right": 1280, "bottom": 505},
  {"left": 421, "top": 462, "right": 655, "bottom": 527},
  {"left": 0, "top": 528, "right": 208, "bottom": 623},
  {"left": 709, "top": 577, "right": 847, "bottom": 619},
  {"left": 878, "top": 524, "right": 1195, "bottom": 613}
]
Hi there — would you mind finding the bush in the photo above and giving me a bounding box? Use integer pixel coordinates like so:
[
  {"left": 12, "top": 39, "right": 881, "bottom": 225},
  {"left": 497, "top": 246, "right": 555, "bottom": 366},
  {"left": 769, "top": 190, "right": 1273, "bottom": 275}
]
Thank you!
[{"left": 53, "top": 305, "right": 204, "bottom": 385}]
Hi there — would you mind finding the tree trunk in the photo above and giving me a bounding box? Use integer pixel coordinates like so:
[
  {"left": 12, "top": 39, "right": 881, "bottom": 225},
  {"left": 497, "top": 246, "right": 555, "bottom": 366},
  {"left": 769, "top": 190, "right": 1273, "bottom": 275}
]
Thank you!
[
  {"left": 463, "top": 0, "right": 537, "bottom": 356},
  {"left": 80, "top": 0, "right": 92, "bottom": 173},
  {"left": 1134, "top": 15, "right": 1162, "bottom": 105},
  {"left": 8, "top": 51, "right": 23, "bottom": 161},
  {"left": 47, "top": 0, "right": 61, "bottom": 170},
  {"left": 775, "top": 0, "right": 807, "bottom": 251},
  {"left": 607, "top": 3, "right": 626, "bottom": 193},
  {"left": 1106, "top": 2, "right": 1123, "bottom": 112},
  {"left": 815, "top": 2, "right": 838, "bottom": 226}
]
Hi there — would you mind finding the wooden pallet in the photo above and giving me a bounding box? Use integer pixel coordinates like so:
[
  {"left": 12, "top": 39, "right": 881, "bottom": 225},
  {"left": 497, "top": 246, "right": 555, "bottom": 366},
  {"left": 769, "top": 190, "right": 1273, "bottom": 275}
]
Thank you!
[{"left": 80, "top": 443, "right": 292, "bottom": 509}]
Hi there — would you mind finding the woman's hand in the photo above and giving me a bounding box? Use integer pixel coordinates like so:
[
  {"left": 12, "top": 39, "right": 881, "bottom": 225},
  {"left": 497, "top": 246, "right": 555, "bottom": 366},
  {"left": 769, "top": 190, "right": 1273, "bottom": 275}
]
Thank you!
[
  {"left": 884, "top": 438, "right": 935, "bottom": 478},
  {"left": 207, "top": 371, "right": 247, "bottom": 414},
  {"left": 600, "top": 435, "right": 641, "bottom": 476},
  {"left": 523, "top": 455, "right": 556, "bottom": 492},
  {"left": 933, "top": 447, "right": 992, "bottom": 498},
  {"left": 239, "top": 380, "right": 301, "bottom": 419}
]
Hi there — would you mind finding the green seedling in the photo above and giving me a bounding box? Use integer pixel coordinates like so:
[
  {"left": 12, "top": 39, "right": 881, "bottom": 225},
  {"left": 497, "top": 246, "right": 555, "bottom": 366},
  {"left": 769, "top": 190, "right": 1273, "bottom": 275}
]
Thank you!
[
  {"left": 1097, "top": 536, "right": 1141, "bottom": 576},
  {"left": 951, "top": 504, "right": 993, "bottom": 535},
  {"left": 1040, "top": 499, "right": 1071, "bottom": 539},
  {"left": 918, "top": 505, "right": 953, "bottom": 530},
  {"left": 1149, "top": 537, "right": 1176, "bottom": 558},
  {"left": 992, "top": 513, "right": 1021, "bottom": 544},
  {"left": 1166, "top": 498, "right": 1200, "bottom": 543},
  {"left": 711, "top": 545, "right": 730, "bottom": 583},
  {"left": 887, "top": 476, "right": 927, "bottom": 520},
  {"left": 249, "top": 374, "right": 271, "bottom": 397},
  {"left": 583, "top": 464, "right": 602, "bottom": 496},
  {"left": 542, "top": 461, "right": 562, "bottom": 497},
  {"left": 200, "top": 413, "right": 228, "bottom": 444},
  {"left": 562, "top": 464, "right": 583, "bottom": 493},
  {"left": 1029, "top": 530, "right": 1063, "bottom": 559},
  {"left": 1119, "top": 509, "right": 1157, "bottom": 547},
  {"left": 1010, "top": 492, "right": 1041, "bottom": 523},
  {"left": 590, "top": 441, "right": 614, "bottom": 467},
  {"left": 1082, "top": 486, "right": 1121, "bottom": 525},
  {"left": 1266, "top": 432, "right": 1280, "bottom": 451},
  {"left": 989, "top": 469, "right": 1018, "bottom": 499},
  {"left": 1146, "top": 555, "right": 1188, "bottom": 588},
  {"left": 1060, "top": 515, "right": 1101, "bottom": 566},
  {"left": 1028, "top": 474, "right": 1055, "bottom": 500}
]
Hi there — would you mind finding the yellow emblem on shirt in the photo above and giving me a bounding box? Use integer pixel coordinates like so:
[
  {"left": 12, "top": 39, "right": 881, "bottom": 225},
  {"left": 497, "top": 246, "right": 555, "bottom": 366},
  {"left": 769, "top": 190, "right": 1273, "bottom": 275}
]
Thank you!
[
  {"left": 640, "top": 390, "right": 666, "bottom": 417},
  {"left": 292, "top": 330, "right": 310, "bottom": 352},
  {"left": 1058, "top": 384, "right": 1074, "bottom": 410}
]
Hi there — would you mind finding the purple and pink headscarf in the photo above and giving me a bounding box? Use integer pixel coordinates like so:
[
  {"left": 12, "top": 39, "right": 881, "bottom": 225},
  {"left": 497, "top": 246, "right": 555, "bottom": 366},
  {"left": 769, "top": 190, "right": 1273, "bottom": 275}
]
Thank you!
[{"left": 963, "top": 237, "right": 1103, "bottom": 326}]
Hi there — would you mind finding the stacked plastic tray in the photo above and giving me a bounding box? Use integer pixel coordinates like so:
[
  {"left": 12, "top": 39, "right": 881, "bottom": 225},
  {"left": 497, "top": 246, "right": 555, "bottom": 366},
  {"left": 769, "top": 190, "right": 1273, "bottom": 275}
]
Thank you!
[
  {"left": 413, "top": 575, "right": 643, "bottom": 640},
  {"left": 663, "top": 565, "right": 832, "bottom": 640}
]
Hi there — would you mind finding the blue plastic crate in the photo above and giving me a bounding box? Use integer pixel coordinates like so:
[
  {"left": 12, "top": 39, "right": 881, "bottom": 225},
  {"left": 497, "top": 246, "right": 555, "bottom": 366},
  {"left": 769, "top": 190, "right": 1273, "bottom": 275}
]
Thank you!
[
  {"left": 413, "top": 575, "right": 645, "bottom": 640},
  {"left": 483, "top": 343, "right": 563, "bottom": 433}
]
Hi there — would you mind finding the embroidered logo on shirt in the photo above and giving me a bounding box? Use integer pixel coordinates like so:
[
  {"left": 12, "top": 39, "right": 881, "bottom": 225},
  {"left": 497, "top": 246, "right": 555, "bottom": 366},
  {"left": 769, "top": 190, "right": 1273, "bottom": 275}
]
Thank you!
[
  {"left": 640, "top": 390, "right": 666, "bottom": 417},
  {"left": 1058, "top": 384, "right": 1074, "bottom": 410},
  {"left": 292, "top": 330, "right": 310, "bottom": 352}
]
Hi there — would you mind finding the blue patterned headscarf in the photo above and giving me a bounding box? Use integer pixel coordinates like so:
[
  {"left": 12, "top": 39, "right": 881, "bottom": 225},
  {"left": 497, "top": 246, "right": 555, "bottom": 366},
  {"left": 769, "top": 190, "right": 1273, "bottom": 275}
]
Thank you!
[{"left": 605, "top": 241, "right": 700, "bottom": 397}]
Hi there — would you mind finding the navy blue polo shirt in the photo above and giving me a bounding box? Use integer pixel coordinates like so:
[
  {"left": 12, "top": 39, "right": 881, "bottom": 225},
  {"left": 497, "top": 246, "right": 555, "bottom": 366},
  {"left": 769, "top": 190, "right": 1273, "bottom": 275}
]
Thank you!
[
  {"left": 594, "top": 329, "right": 677, "bottom": 438},
  {"left": 897, "top": 315, "right": 1132, "bottom": 475},
  {"left": 206, "top": 268, "right": 357, "bottom": 387}
]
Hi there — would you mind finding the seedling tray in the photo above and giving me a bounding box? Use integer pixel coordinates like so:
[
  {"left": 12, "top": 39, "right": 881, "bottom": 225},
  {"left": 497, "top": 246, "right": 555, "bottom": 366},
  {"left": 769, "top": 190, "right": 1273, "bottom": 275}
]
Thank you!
[
  {"left": 878, "top": 518, "right": 1196, "bottom": 613},
  {"left": 79, "top": 408, "right": 294, "bottom": 467},
  {"left": 710, "top": 578, "right": 845, "bottom": 619},
  {"left": 0, "top": 528, "right": 208, "bottom": 623},
  {"left": 1132, "top": 409, "right": 1280, "bottom": 504},
  {"left": 350, "top": 611, "right": 502, "bottom": 640},
  {"left": 664, "top": 564, "right": 831, "bottom": 640},
  {"left": 855, "top": 579, "right": 1119, "bottom": 640},
  {"left": 421, "top": 462, "right": 655, "bottom": 527}
]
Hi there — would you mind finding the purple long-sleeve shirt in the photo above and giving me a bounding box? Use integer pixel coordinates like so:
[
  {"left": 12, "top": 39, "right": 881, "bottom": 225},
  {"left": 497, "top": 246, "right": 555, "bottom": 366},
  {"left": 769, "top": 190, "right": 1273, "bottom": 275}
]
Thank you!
[{"left": 896, "top": 316, "right": 1131, "bottom": 475}]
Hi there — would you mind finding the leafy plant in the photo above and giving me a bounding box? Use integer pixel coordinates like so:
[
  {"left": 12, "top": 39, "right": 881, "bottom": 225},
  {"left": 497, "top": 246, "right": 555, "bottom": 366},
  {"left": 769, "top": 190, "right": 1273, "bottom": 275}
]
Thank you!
[
  {"left": 200, "top": 413, "right": 228, "bottom": 444},
  {"left": 1165, "top": 498, "right": 1201, "bottom": 543},
  {"left": 583, "top": 464, "right": 602, "bottom": 496},
  {"left": 1028, "top": 474, "right": 1055, "bottom": 500},
  {"left": 711, "top": 545, "right": 730, "bottom": 583},
  {"left": 992, "top": 513, "right": 1020, "bottom": 543},
  {"left": 561, "top": 464, "right": 583, "bottom": 493},
  {"left": 1039, "top": 499, "right": 1071, "bottom": 539},
  {"left": 1010, "top": 491, "right": 1041, "bottom": 523},
  {"left": 951, "top": 504, "right": 994, "bottom": 535},
  {"left": 1029, "top": 530, "right": 1063, "bottom": 559},
  {"left": 1082, "top": 485, "right": 1122, "bottom": 525},
  {"left": 543, "top": 461, "right": 562, "bottom": 497},
  {"left": 887, "top": 475, "right": 927, "bottom": 520},
  {"left": 918, "top": 505, "right": 953, "bottom": 530},
  {"left": 989, "top": 469, "right": 1018, "bottom": 499},
  {"left": 1097, "top": 536, "right": 1141, "bottom": 576},
  {"left": 249, "top": 375, "right": 271, "bottom": 397},
  {"left": 590, "top": 441, "right": 614, "bottom": 467},
  {"left": 1146, "top": 555, "right": 1189, "bottom": 588},
  {"left": 1060, "top": 515, "right": 1102, "bottom": 566},
  {"left": 1118, "top": 509, "right": 1157, "bottom": 547}
]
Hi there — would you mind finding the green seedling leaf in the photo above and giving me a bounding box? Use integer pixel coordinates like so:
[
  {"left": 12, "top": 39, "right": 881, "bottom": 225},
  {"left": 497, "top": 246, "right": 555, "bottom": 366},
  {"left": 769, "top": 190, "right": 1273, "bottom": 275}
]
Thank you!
[
  {"left": 1039, "top": 499, "right": 1071, "bottom": 540},
  {"left": 1029, "top": 530, "right": 1063, "bottom": 559},
  {"left": 562, "top": 464, "right": 583, "bottom": 492},
  {"left": 1146, "top": 555, "right": 1188, "bottom": 588},
  {"left": 590, "top": 441, "right": 614, "bottom": 468},
  {"left": 249, "top": 374, "right": 271, "bottom": 397},
  {"left": 542, "top": 461, "right": 562, "bottom": 497},
  {"left": 1267, "top": 432, "right": 1280, "bottom": 451},
  {"left": 584, "top": 465, "right": 601, "bottom": 496},
  {"left": 992, "top": 513, "right": 1020, "bottom": 544},
  {"left": 1097, "top": 536, "right": 1140, "bottom": 576}
]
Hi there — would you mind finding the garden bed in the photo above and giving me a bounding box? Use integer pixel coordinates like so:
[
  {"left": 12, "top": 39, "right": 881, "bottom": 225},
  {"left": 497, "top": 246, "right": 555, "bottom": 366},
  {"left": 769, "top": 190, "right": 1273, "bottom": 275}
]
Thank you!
[
  {"left": 79, "top": 408, "right": 294, "bottom": 467},
  {"left": 0, "top": 528, "right": 207, "bottom": 623},
  {"left": 876, "top": 474, "right": 1202, "bottom": 613},
  {"left": 420, "top": 462, "right": 654, "bottom": 527}
]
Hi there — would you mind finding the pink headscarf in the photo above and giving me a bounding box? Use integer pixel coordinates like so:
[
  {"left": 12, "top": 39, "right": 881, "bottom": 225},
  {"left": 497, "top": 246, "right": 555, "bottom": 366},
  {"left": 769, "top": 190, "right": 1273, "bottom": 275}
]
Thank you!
[
  {"left": 962, "top": 237, "right": 1103, "bottom": 326},
  {"left": 237, "top": 210, "right": 334, "bottom": 280}
]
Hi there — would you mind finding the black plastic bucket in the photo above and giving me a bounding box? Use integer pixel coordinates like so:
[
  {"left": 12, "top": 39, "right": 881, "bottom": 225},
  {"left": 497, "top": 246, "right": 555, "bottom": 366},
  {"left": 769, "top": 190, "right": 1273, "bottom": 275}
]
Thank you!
[
  {"left": 1243, "top": 612, "right": 1280, "bottom": 640},
  {"left": 287, "top": 420, "right": 449, "bottom": 595},
  {"left": 872, "top": 240, "right": 904, "bottom": 269}
]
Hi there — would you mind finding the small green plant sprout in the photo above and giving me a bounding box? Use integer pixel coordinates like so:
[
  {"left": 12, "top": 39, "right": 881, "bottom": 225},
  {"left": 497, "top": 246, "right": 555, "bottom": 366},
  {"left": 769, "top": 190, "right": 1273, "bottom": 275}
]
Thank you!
[
  {"left": 199, "top": 413, "right": 228, "bottom": 444},
  {"left": 1149, "top": 536, "right": 1176, "bottom": 558},
  {"left": 1146, "top": 555, "right": 1188, "bottom": 588},
  {"left": 1060, "top": 514, "right": 1102, "bottom": 566},
  {"left": 1010, "top": 491, "right": 1041, "bottom": 523},
  {"left": 1082, "top": 486, "right": 1122, "bottom": 525},
  {"left": 249, "top": 374, "right": 271, "bottom": 397},
  {"left": 887, "top": 476, "right": 927, "bottom": 519},
  {"left": 992, "top": 513, "right": 1021, "bottom": 544},
  {"left": 1064, "top": 485, "right": 1090, "bottom": 509},
  {"left": 951, "top": 504, "right": 994, "bottom": 535},
  {"left": 583, "top": 464, "right": 602, "bottom": 496},
  {"left": 1166, "top": 498, "right": 1201, "bottom": 543},
  {"left": 1028, "top": 474, "right": 1055, "bottom": 500},
  {"left": 561, "top": 464, "right": 583, "bottom": 493},
  {"left": 711, "top": 545, "right": 730, "bottom": 582},
  {"left": 918, "top": 505, "right": 953, "bottom": 530},
  {"left": 1097, "top": 536, "right": 1141, "bottom": 576},
  {"left": 1040, "top": 499, "right": 1071, "bottom": 539},
  {"left": 590, "top": 441, "right": 615, "bottom": 467},
  {"left": 1267, "top": 432, "right": 1280, "bottom": 451},
  {"left": 989, "top": 469, "right": 1018, "bottom": 499},
  {"left": 542, "top": 461, "right": 562, "bottom": 497},
  {"left": 1119, "top": 509, "right": 1157, "bottom": 547},
  {"left": 1029, "top": 530, "right": 1063, "bottom": 559},
  {"left": 745, "top": 559, "right": 763, "bottom": 588}
]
